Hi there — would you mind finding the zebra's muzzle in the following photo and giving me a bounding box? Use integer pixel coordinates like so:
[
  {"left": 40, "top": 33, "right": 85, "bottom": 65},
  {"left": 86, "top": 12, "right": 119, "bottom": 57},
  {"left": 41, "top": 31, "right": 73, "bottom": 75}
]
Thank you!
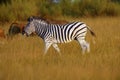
[
  {"left": 22, "top": 30, "right": 25, "bottom": 35},
  {"left": 25, "top": 33, "right": 29, "bottom": 37},
  {"left": 22, "top": 31, "right": 29, "bottom": 37}
]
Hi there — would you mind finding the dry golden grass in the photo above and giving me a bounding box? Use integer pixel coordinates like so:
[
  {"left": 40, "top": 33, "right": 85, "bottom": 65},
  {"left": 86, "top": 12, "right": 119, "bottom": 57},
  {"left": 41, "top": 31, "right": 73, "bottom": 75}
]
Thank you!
[{"left": 0, "top": 17, "right": 120, "bottom": 80}]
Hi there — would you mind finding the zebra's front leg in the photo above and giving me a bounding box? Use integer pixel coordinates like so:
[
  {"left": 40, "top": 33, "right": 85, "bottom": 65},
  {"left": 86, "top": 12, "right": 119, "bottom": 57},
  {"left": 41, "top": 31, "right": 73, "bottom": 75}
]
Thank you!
[
  {"left": 44, "top": 42, "right": 52, "bottom": 55},
  {"left": 52, "top": 43, "right": 61, "bottom": 56}
]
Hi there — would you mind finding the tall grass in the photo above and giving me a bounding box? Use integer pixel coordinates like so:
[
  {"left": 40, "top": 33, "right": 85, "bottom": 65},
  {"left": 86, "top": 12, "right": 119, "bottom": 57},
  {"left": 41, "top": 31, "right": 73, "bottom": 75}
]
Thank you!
[{"left": 0, "top": 17, "right": 120, "bottom": 80}]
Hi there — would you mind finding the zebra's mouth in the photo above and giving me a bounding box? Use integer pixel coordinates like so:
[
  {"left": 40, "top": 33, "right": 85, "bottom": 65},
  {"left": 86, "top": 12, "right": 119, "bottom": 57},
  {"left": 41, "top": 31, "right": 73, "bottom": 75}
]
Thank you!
[
  {"left": 22, "top": 31, "right": 36, "bottom": 37},
  {"left": 24, "top": 33, "right": 28, "bottom": 37},
  {"left": 22, "top": 31, "right": 29, "bottom": 37}
]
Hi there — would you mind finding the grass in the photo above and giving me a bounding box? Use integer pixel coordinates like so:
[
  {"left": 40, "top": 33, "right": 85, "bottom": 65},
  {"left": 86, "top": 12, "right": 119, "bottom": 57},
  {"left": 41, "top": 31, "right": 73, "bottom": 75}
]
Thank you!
[{"left": 0, "top": 17, "right": 120, "bottom": 80}]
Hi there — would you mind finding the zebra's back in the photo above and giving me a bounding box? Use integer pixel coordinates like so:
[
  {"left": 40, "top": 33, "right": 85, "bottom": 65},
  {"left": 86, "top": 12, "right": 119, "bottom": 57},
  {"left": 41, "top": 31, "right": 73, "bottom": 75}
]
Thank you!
[{"left": 49, "top": 22, "right": 87, "bottom": 43}]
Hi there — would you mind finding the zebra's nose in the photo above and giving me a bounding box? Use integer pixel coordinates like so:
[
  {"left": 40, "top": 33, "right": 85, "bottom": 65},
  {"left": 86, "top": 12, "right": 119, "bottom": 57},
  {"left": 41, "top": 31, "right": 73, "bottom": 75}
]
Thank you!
[
  {"left": 22, "top": 30, "right": 29, "bottom": 37},
  {"left": 23, "top": 33, "right": 29, "bottom": 37}
]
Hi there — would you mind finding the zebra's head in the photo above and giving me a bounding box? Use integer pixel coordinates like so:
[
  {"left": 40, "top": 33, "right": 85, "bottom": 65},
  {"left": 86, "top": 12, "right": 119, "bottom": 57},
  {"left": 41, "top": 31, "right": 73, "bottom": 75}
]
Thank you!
[
  {"left": 23, "top": 16, "right": 49, "bottom": 36},
  {"left": 23, "top": 16, "right": 36, "bottom": 36},
  {"left": 22, "top": 16, "right": 49, "bottom": 36}
]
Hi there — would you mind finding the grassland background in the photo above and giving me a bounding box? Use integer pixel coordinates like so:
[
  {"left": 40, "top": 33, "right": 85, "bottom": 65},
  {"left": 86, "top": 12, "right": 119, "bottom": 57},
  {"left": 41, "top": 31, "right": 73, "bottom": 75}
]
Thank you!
[
  {"left": 0, "top": 0, "right": 120, "bottom": 80},
  {"left": 0, "top": 17, "right": 120, "bottom": 80}
]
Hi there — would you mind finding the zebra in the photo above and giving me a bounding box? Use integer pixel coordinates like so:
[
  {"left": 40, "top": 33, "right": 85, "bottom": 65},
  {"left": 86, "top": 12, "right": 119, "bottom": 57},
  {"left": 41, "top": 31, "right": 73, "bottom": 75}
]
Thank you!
[{"left": 23, "top": 16, "right": 96, "bottom": 55}]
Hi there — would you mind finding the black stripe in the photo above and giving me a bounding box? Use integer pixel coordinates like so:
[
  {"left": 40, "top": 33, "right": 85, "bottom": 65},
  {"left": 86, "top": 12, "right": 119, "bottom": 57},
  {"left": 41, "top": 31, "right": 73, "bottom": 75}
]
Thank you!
[
  {"left": 44, "top": 28, "right": 49, "bottom": 38},
  {"left": 39, "top": 27, "right": 42, "bottom": 36},
  {"left": 74, "top": 36, "right": 84, "bottom": 40},
  {"left": 37, "top": 27, "right": 43, "bottom": 37},
  {"left": 61, "top": 26, "right": 64, "bottom": 42},
  {"left": 41, "top": 28, "right": 46, "bottom": 39},
  {"left": 49, "top": 24, "right": 52, "bottom": 33},
  {"left": 54, "top": 25, "right": 59, "bottom": 41},
  {"left": 67, "top": 22, "right": 79, "bottom": 40},
  {"left": 45, "top": 32, "right": 50, "bottom": 39},
  {"left": 38, "top": 30, "right": 41, "bottom": 36},
  {"left": 52, "top": 25, "right": 55, "bottom": 38},
  {"left": 73, "top": 27, "right": 87, "bottom": 38},
  {"left": 64, "top": 22, "right": 75, "bottom": 41},
  {"left": 75, "top": 31, "right": 86, "bottom": 38},
  {"left": 56, "top": 25, "right": 61, "bottom": 42},
  {"left": 70, "top": 23, "right": 84, "bottom": 39}
]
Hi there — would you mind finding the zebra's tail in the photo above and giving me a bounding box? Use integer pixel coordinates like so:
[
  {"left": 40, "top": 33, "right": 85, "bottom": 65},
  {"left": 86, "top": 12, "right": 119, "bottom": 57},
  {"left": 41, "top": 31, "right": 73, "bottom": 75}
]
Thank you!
[
  {"left": 87, "top": 26, "right": 96, "bottom": 44},
  {"left": 87, "top": 26, "right": 96, "bottom": 37}
]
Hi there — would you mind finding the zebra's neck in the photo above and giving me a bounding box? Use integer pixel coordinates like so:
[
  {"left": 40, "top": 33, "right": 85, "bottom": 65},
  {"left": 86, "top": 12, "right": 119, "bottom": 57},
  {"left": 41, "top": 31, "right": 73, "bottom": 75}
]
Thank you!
[{"left": 34, "top": 21, "right": 48, "bottom": 39}]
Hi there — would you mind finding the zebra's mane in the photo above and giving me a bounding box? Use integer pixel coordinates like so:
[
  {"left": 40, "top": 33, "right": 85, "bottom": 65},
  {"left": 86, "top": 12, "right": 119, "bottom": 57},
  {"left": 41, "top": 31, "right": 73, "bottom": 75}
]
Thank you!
[
  {"left": 28, "top": 16, "right": 67, "bottom": 25},
  {"left": 28, "top": 16, "right": 49, "bottom": 24}
]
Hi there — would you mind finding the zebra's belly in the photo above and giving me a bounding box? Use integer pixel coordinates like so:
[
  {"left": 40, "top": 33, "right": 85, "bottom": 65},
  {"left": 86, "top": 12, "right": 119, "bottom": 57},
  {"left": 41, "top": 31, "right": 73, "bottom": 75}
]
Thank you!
[{"left": 53, "top": 38, "right": 73, "bottom": 43}]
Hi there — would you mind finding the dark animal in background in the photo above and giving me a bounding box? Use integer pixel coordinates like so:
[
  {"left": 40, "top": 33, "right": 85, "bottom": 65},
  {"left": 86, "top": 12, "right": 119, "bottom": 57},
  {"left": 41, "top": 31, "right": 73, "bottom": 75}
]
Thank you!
[{"left": 8, "top": 23, "right": 25, "bottom": 38}]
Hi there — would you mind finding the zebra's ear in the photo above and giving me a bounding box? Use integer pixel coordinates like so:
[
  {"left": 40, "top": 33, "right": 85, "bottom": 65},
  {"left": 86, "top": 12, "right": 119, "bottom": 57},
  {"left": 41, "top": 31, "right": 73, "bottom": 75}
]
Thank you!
[{"left": 27, "top": 16, "right": 33, "bottom": 22}]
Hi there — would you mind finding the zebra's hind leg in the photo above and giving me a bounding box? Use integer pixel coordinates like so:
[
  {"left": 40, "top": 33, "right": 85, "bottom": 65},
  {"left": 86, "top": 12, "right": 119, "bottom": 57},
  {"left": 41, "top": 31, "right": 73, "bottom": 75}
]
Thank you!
[
  {"left": 52, "top": 43, "right": 61, "bottom": 56},
  {"left": 76, "top": 37, "right": 90, "bottom": 54}
]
